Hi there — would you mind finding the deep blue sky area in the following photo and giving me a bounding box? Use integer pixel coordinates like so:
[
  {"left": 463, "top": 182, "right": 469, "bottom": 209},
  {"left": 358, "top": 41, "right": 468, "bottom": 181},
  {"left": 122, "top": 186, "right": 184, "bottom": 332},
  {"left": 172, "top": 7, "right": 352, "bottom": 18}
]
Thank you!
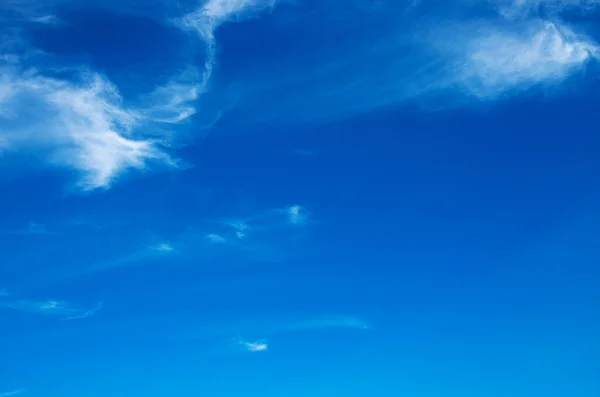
[{"left": 1, "top": 1, "right": 599, "bottom": 397}]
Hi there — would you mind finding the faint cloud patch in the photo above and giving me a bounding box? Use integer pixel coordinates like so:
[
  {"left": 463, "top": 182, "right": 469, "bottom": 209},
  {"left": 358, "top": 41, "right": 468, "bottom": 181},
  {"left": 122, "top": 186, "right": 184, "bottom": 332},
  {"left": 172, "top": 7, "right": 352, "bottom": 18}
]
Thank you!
[
  {"left": 239, "top": 339, "right": 268, "bottom": 352},
  {"left": 206, "top": 233, "right": 226, "bottom": 243},
  {"left": 151, "top": 242, "right": 175, "bottom": 252},
  {"left": 281, "top": 316, "right": 370, "bottom": 333},
  {"left": 29, "top": 14, "right": 62, "bottom": 25},
  {"left": 284, "top": 204, "right": 308, "bottom": 226},
  {"left": 0, "top": 294, "right": 102, "bottom": 320},
  {"left": 2, "top": 221, "right": 54, "bottom": 235},
  {"left": 0, "top": 390, "right": 24, "bottom": 397}
]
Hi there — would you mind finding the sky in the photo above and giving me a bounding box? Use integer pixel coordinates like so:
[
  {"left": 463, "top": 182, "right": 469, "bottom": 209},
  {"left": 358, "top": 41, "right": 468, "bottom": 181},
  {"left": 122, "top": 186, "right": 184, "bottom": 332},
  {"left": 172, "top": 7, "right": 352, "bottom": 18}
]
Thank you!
[{"left": 0, "top": 0, "right": 599, "bottom": 396}]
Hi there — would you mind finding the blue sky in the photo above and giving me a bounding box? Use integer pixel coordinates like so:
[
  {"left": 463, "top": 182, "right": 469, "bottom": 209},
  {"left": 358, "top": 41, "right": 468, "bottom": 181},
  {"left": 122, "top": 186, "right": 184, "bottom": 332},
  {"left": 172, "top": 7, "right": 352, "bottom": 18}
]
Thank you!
[{"left": 1, "top": 0, "right": 599, "bottom": 396}]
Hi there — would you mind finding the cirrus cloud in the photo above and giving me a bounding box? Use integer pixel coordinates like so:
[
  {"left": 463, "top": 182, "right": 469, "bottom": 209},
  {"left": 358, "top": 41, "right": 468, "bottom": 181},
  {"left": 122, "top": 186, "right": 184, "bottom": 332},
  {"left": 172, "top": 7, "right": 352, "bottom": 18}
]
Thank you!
[
  {"left": 0, "top": 64, "right": 177, "bottom": 190},
  {"left": 0, "top": 292, "right": 103, "bottom": 320}
]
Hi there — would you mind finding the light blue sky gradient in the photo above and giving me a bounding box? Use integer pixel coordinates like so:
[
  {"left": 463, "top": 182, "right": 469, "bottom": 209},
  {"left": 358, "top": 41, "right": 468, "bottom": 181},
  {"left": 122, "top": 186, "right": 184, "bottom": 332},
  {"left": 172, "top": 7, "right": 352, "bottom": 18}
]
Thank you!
[{"left": 1, "top": 1, "right": 599, "bottom": 396}]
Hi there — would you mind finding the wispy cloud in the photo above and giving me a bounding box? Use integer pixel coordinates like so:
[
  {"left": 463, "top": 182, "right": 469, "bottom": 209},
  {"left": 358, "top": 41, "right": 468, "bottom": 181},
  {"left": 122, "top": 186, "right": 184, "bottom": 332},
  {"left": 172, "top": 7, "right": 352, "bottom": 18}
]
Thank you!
[
  {"left": 0, "top": 295, "right": 102, "bottom": 320},
  {"left": 230, "top": 317, "right": 367, "bottom": 353},
  {"left": 143, "top": 68, "right": 201, "bottom": 124},
  {"left": 402, "top": 1, "right": 600, "bottom": 102},
  {"left": 63, "top": 302, "right": 103, "bottom": 320},
  {"left": 0, "top": 65, "right": 177, "bottom": 190},
  {"left": 490, "top": 0, "right": 600, "bottom": 19},
  {"left": 0, "top": 390, "right": 24, "bottom": 397},
  {"left": 0, "top": 0, "right": 284, "bottom": 190},
  {"left": 432, "top": 18, "right": 599, "bottom": 100},
  {"left": 284, "top": 205, "right": 308, "bottom": 226},
  {"left": 60, "top": 203, "right": 311, "bottom": 279},
  {"left": 178, "top": 0, "right": 279, "bottom": 41},
  {"left": 203, "top": 0, "right": 600, "bottom": 125},
  {"left": 229, "top": 205, "right": 311, "bottom": 232},
  {"left": 78, "top": 242, "right": 177, "bottom": 277},
  {"left": 206, "top": 233, "right": 227, "bottom": 244},
  {"left": 174, "top": 0, "right": 280, "bottom": 126},
  {"left": 281, "top": 316, "right": 370, "bottom": 333},
  {"left": 239, "top": 339, "right": 268, "bottom": 352},
  {"left": 151, "top": 242, "right": 175, "bottom": 252},
  {"left": 410, "top": 2, "right": 600, "bottom": 105},
  {"left": 2, "top": 221, "right": 54, "bottom": 236},
  {"left": 29, "top": 14, "right": 62, "bottom": 25},
  {"left": 227, "top": 221, "right": 249, "bottom": 239}
]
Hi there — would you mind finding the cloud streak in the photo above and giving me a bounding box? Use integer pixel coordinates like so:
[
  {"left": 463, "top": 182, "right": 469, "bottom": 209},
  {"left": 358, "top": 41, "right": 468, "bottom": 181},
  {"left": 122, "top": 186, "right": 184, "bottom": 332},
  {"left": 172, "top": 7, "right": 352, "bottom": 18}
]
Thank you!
[
  {"left": 281, "top": 316, "right": 370, "bottom": 333},
  {"left": 239, "top": 339, "right": 268, "bottom": 352},
  {"left": 151, "top": 243, "right": 175, "bottom": 252},
  {"left": 0, "top": 390, "right": 24, "bottom": 397},
  {"left": 174, "top": 0, "right": 280, "bottom": 125},
  {"left": 0, "top": 293, "right": 102, "bottom": 320}
]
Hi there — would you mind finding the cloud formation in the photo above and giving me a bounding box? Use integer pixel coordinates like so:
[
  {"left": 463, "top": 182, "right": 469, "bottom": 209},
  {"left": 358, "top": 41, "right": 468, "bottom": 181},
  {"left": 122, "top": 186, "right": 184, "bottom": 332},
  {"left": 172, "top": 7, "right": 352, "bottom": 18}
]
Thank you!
[
  {"left": 179, "top": 0, "right": 279, "bottom": 41},
  {"left": 0, "top": 0, "right": 284, "bottom": 190},
  {"left": 198, "top": 0, "right": 599, "bottom": 125},
  {"left": 434, "top": 18, "right": 599, "bottom": 100},
  {"left": 175, "top": 0, "right": 281, "bottom": 125},
  {"left": 0, "top": 65, "right": 176, "bottom": 190},
  {"left": 151, "top": 243, "right": 175, "bottom": 252},
  {"left": 2, "top": 0, "right": 597, "bottom": 188},
  {"left": 143, "top": 68, "right": 201, "bottom": 124},
  {"left": 29, "top": 14, "right": 62, "bottom": 25},
  {"left": 206, "top": 233, "right": 227, "bottom": 244},
  {"left": 240, "top": 339, "right": 268, "bottom": 352},
  {"left": 0, "top": 293, "right": 102, "bottom": 320}
]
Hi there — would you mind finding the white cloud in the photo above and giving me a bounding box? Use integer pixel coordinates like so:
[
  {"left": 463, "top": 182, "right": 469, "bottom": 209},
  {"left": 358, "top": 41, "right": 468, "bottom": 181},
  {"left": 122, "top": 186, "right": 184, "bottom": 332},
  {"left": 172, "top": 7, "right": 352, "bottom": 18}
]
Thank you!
[
  {"left": 151, "top": 242, "right": 175, "bottom": 252},
  {"left": 0, "top": 0, "right": 284, "bottom": 190},
  {"left": 286, "top": 205, "right": 308, "bottom": 225},
  {"left": 465, "top": 21, "right": 596, "bottom": 98},
  {"left": 174, "top": 0, "right": 280, "bottom": 128},
  {"left": 241, "top": 339, "right": 268, "bottom": 352},
  {"left": 0, "top": 295, "right": 103, "bottom": 320},
  {"left": 143, "top": 68, "right": 201, "bottom": 124},
  {"left": 226, "top": 221, "right": 249, "bottom": 239},
  {"left": 235, "top": 205, "right": 310, "bottom": 230},
  {"left": 0, "top": 66, "right": 176, "bottom": 190},
  {"left": 206, "top": 233, "right": 226, "bottom": 243},
  {"left": 430, "top": 18, "right": 599, "bottom": 100},
  {"left": 179, "top": 0, "right": 278, "bottom": 40}
]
